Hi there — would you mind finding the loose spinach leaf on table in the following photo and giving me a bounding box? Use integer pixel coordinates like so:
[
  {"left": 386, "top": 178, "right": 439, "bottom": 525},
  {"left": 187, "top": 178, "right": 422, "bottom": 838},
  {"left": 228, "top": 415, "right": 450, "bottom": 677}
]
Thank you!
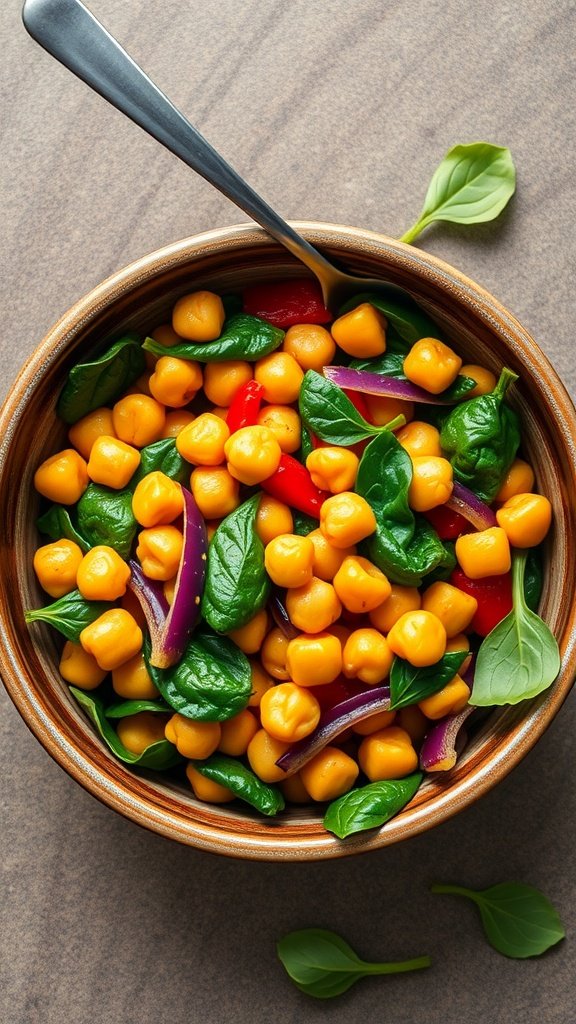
[
  {"left": 431, "top": 881, "right": 565, "bottom": 958},
  {"left": 146, "top": 628, "right": 252, "bottom": 721},
  {"left": 36, "top": 504, "right": 90, "bottom": 552},
  {"left": 70, "top": 687, "right": 182, "bottom": 770},
  {"left": 471, "top": 550, "right": 560, "bottom": 706},
  {"left": 130, "top": 438, "right": 189, "bottom": 486},
  {"left": 25, "top": 589, "right": 109, "bottom": 642},
  {"left": 299, "top": 371, "right": 403, "bottom": 447},
  {"left": 201, "top": 494, "right": 270, "bottom": 633},
  {"left": 77, "top": 483, "right": 137, "bottom": 559},
  {"left": 143, "top": 313, "right": 284, "bottom": 362},
  {"left": 57, "top": 335, "right": 145, "bottom": 424},
  {"left": 401, "top": 142, "right": 516, "bottom": 244},
  {"left": 355, "top": 431, "right": 446, "bottom": 585},
  {"left": 193, "top": 754, "right": 285, "bottom": 816},
  {"left": 390, "top": 650, "right": 468, "bottom": 710},
  {"left": 440, "top": 367, "right": 521, "bottom": 502},
  {"left": 323, "top": 773, "right": 423, "bottom": 839},
  {"left": 277, "top": 928, "right": 430, "bottom": 999}
]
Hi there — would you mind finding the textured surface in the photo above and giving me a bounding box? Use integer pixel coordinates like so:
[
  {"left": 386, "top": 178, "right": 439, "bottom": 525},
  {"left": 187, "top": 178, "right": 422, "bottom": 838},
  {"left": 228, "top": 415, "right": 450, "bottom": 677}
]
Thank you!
[{"left": 1, "top": 1, "right": 575, "bottom": 1022}]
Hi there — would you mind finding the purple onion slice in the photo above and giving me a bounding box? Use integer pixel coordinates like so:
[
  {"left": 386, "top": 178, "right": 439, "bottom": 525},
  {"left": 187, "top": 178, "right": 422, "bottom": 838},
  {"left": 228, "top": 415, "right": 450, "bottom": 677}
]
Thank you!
[
  {"left": 269, "top": 588, "right": 299, "bottom": 639},
  {"left": 275, "top": 686, "right": 391, "bottom": 776},
  {"left": 445, "top": 481, "right": 497, "bottom": 530},
  {"left": 419, "top": 705, "right": 475, "bottom": 772},
  {"left": 323, "top": 366, "right": 459, "bottom": 405},
  {"left": 128, "top": 485, "right": 207, "bottom": 669}
]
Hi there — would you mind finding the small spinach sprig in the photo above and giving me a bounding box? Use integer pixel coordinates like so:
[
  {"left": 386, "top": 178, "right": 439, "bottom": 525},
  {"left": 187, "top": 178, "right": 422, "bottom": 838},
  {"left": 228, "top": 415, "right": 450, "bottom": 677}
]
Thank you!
[
  {"left": 299, "top": 370, "right": 404, "bottom": 446},
  {"left": 25, "top": 589, "right": 109, "bottom": 642},
  {"left": 143, "top": 313, "right": 283, "bottom": 362},
  {"left": 400, "top": 142, "right": 516, "bottom": 244},
  {"left": 471, "top": 550, "right": 560, "bottom": 706}
]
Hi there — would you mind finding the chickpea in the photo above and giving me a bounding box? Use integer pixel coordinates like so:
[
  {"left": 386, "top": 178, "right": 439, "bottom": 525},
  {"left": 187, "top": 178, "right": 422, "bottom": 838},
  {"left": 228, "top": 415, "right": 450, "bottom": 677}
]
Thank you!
[
  {"left": 358, "top": 726, "right": 418, "bottom": 781},
  {"left": 116, "top": 712, "right": 170, "bottom": 755},
  {"left": 76, "top": 545, "right": 131, "bottom": 602},
  {"left": 132, "top": 471, "right": 184, "bottom": 528},
  {"left": 455, "top": 527, "right": 511, "bottom": 578},
  {"left": 246, "top": 729, "right": 290, "bottom": 783},
  {"left": 307, "top": 529, "right": 356, "bottom": 582},
  {"left": 254, "top": 352, "right": 304, "bottom": 404},
  {"left": 408, "top": 456, "right": 453, "bottom": 512},
  {"left": 342, "top": 628, "right": 394, "bottom": 685},
  {"left": 460, "top": 364, "right": 497, "bottom": 397},
  {"left": 33, "top": 539, "right": 84, "bottom": 598},
  {"left": 161, "top": 410, "right": 196, "bottom": 439},
  {"left": 496, "top": 493, "right": 552, "bottom": 548},
  {"left": 136, "top": 525, "right": 183, "bottom": 581},
  {"left": 352, "top": 709, "right": 397, "bottom": 736},
  {"left": 264, "top": 534, "right": 315, "bottom": 589},
  {"left": 228, "top": 609, "right": 269, "bottom": 654},
  {"left": 418, "top": 675, "right": 471, "bottom": 719},
  {"left": 495, "top": 459, "right": 535, "bottom": 503},
  {"left": 283, "top": 323, "right": 336, "bottom": 372},
  {"left": 333, "top": 556, "right": 391, "bottom": 613},
  {"left": 257, "top": 405, "right": 302, "bottom": 454},
  {"left": 260, "top": 682, "right": 321, "bottom": 742},
  {"left": 286, "top": 632, "right": 342, "bottom": 687},
  {"left": 300, "top": 747, "right": 359, "bottom": 801},
  {"left": 403, "top": 338, "right": 462, "bottom": 394},
  {"left": 280, "top": 772, "right": 312, "bottom": 804},
  {"left": 218, "top": 709, "right": 259, "bottom": 756},
  {"left": 68, "top": 407, "right": 116, "bottom": 460},
  {"left": 80, "top": 609, "right": 143, "bottom": 671},
  {"left": 87, "top": 436, "right": 140, "bottom": 489},
  {"left": 203, "top": 361, "right": 252, "bottom": 406},
  {"left": 165, "top": 714, "right": 221, "bottom": 759},
  {"left": 172, "top": 290, "right": 225, "bottom": 342},
  {"left": 285, "top": 577, "right": 342, "bottom": 633},
  {"left": 190, "top": 466, "right": 240, "bottom": 520},
  {"left": 112, "top": 652, "right": 159, "bottom": 700},
  {"left": 421, "top": 581, "right": 478, "bottom": 638},
  {"left": 59, "top": 641, "right": 107, "bottom": 690},
  {"left": 319, "top": 492, "right": 377, "bottom": 548},
  {"left": 148, "top": 356, "right": 203, "bottom": 408},
  {"left": 224, "top": 425, "right": 282, "bottom": 485},
  {"left": 176, "top": 412, "right": 230, "bottom": 467},
  {"left": 396, "top": 421, "right": 442, "bottom": 459},
  {"left": 186, "top": 764, "right": 234, "bottom": 803},
  {"left": 365, "top": 395, "right": 414, "bottom": 427},
  {"left": 260, "top": 629, "right": 291, "bottom": 681},
  {"left": 112, "top": 394, "right": 166, "bottom": 448},
  {"left": 248, "top": 660, "right": 276, "bottom": 704},
  {"left": 34, "top": 448, "right": 89, "bottom": 505},
  {"left": 306, "top": 447, "right": 359, "bottom": 494},
  {"left": 369, "top": 584, "right": 421, "bottom": 633},
  {"left": 331, "top": 303, "right": 387, "bottom": 358},
  {"left": 255, "top": 495, "right": 294, "bottom": 546},
  {"left": 386, "top": 610, "right": 447, "bottom": 667},
  {"left": 151, "top": 323, "right": 182, "bottom": 347}
]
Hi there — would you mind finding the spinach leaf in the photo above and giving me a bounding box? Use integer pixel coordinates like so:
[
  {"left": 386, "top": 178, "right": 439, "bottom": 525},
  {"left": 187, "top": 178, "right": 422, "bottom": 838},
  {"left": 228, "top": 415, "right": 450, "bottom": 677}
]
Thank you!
[
  {"left": 25, "top": 589, "right": 109, "bottom": 642},
  {"left": 323, "top": 773, "right": 422, "bottom": 839},
  {"left": 277, "top": 928, "right": 430, "bottom": 999},
  {"left": 471, "top": 550, "right": 560, "bottom": 706},
  {"left": 105, "top": 699, "right": 172, "bottom": 718},
  {"left": 298, "top": 424, "right": 315, "bottom": 463},
  {"left": 339, "top": 292, "right": 443, "bottom": 346},
  {"left": 57, "top": 335, "right": 145, "bottom": 424},
  {"left": 146, "top": 627, "right": 251, "bottom": 721},
  {"left": 431, "top": 882, "right": 565, "bottom": 958},
  {"left": 293, "top": 510, "right": 317, "bottom": 536},
  {"left": 299, "top": 370, "right": 403, "bottom": 447},
  {"left": 36, "top": 505, "right": 90, "bottom": 552},
  {"left": 130, "top": 438, "right": 189, "bottom": 486},
  {"left": 193, "top": 754, "right": 284, "bottom": 816},
  {"left": 201, "top": 495, "right": 269, "bottom": 633},
  {"left": 440, "top": 375, "right": 477, "bottom": 402},
  {"left": 423, "top": 541, "right": 457, "bottom": 584},
  {"left": 440, "top": 368, "right": 521, "bottom": 502},
  {"left": 349, "top": 351, "right": 407, "bottom": 376},
  {"left": 355, "top": 431, "right": 446, "bottom": 585},
  {"left": 77, "top": 483, "right": 137, "bottom": 559},
  {"left": 142, "top": 314, "right": 284, "bottom": 363},
  {"left": 69, "top": 687, "right": 182, "bottom": 770},
  {"left": 401, "top": 142, "right": 516, "bottom": 244},
  {"left": 390, "top": 650, "right": 468, "bottom": 710},
  {"left": 524, "top": 547, "right": 543, "bottom": 612}
]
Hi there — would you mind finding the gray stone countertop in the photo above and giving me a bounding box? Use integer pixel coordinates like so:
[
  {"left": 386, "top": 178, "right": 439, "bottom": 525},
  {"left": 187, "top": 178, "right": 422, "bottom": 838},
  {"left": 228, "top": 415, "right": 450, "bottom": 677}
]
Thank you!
[{"left": 1, "top": 2, "right": 575, "bottom": 1022}]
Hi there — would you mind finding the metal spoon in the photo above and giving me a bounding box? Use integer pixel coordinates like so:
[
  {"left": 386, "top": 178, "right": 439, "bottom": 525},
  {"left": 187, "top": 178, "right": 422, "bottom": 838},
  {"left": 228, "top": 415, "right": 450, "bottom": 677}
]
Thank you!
[{"left": 22, "top": 0, "right": 407, "bottom": 310}]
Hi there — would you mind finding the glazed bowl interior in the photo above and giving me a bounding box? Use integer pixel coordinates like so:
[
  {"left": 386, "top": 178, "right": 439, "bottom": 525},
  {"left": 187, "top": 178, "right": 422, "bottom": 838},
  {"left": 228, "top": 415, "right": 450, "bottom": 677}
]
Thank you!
[{"left": 1, "top": 222, "right": 576, "bottom": 860}]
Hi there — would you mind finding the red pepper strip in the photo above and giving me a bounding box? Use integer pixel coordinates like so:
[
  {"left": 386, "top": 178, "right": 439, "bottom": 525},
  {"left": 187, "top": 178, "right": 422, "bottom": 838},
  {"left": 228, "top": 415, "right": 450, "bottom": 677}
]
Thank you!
[
  {"left": 450, "top": 568, "right": 513, "bottom": 637},
  {"left": 424, "top": 504, "right": 472, "bottom": 540},
  {"left": 314, "top": 677, "right": 371, "bottom": 711},
  {"left": 242, "top": 278, "right": 332, "bottom": 328},
  {"left": 226, "top": 380, "right": 264, "bottom": 434},
  {"left": 261, "top": 453, "right": 329, "bottom": 517}
]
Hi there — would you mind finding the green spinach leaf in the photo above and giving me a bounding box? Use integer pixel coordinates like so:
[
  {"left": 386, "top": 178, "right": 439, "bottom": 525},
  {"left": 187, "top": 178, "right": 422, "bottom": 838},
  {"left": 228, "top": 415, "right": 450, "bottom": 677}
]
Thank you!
[
  {"left": 471, "top": 550, "right": 560, "bottom": 706},
  {"left": 293, "top": 510, "right": 317, "bottom": 536},
  {"left": 25, "top": 589, "right": 109, "bottom": 642},
  {"left": 193, "top": 754, "right": 284, "bottom": 816},
  {"left": 202, "top": 495, "right": 269, "bottom": 633},
  {"left": 390, "top": 650, "right": 468, "bottom": 709},
  {"left": 355, "top": 431, "right": 446, "bottom": 585},
  {"left": 524, "top": 547, "right": 543, "bottom": 612},
  {"left": 69, "top": 687, "right": 181, "bottom": 770},
  {"left": 401, "top": 142, "right": 516, "bottom": 244},
  {"left": 323, "top": 773, "right": 422, "bottom": 839},
  {"left": 146, "top": 628, "right": 252, "bottom": 721},
  {"left": 36, "top": 505, "right": 90, "bottom": 552},
  {"left": 431, "top": 881, "right": 565, "bottom": 958},
  {"left": 105, "top": 699, "right": 172, "bottom": 718},
  {"left": 142, "top": 314, "right": 284, "bottom": 363},
  {"left": 77, "top": 483, "right": 137, "bottom": 559},
  {"left": 277, "top": 928, "right": 430, "bottom": 999},
  {"left": 57, "top": 335, "right": 145, "bottom": 424},
  {"left": 130, "top": 437, "right": 189, "bottom": 486},
  {"left": 339, "top": 292, "right": 443, "bottom": 346},
  {"left": 440, "top": 368, "right": 520, "bottom": 502},
  {"left": 299, "top": 370, "right": 403, "bottom": 447}
]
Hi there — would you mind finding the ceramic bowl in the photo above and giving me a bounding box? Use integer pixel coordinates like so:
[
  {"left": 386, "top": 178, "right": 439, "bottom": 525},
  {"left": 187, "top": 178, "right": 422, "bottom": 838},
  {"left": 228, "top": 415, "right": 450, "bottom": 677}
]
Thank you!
[{"left": 1, "top": 222, "right": 575, "bottom": 860}]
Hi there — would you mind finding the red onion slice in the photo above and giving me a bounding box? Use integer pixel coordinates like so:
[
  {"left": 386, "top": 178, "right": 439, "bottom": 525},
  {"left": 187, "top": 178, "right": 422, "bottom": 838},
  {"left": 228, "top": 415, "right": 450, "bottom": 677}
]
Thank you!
[
  {"left": 269, "top": 588, "right": 298, "bottom": 639},
  {"left": 419, "top": 705, "right": 475, "bottom": 772},
  {"left": 128, "top": 485, "right": 207, "bottom": 669},
  {"left": 445, "top": 482, "right": 497, "bottom": 530},
  {"left": 323, "top": 366, "right": 457, "bottom": 405},
  {"left": 275, "top": 686, "right": 391, "bottom": 776}
]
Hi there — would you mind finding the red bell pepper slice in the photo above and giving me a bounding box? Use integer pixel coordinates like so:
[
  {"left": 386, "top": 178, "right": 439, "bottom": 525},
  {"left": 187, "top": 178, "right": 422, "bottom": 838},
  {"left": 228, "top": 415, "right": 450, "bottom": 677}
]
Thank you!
[
  {"left": 242, "top": 279, "right": 332, "bottom": 329},
  {"left": 226, "top": 380, "right": 264, "bottom": 434},
  {"left": 424, "top": 505, "right": 471, "bottom": 540},
  {"left": 450, "top": 568, "right": 513, "bottom": 637},
  {"left": 261, "top": 454, "right": 329, "bottom": 517}
]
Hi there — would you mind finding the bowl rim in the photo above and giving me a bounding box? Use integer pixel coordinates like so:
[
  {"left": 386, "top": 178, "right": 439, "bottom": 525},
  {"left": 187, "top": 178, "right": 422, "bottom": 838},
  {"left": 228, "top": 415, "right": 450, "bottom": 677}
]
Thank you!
[{"left": 1, "top": 220, "right": 576, "bottom": 860}]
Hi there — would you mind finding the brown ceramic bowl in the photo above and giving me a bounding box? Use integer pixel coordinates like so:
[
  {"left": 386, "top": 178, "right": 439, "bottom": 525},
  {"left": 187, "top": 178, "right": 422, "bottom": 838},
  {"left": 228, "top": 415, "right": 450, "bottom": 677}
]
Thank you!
[{"left": 1, "top": 222, "right": 576, "bottom": 860}]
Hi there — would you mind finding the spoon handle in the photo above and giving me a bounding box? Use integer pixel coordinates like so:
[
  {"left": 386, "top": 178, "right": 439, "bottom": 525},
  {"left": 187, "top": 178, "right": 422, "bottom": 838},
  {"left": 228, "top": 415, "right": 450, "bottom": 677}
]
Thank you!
[{"left": 22, "top": 0, "right": 338, "bottom": 294}]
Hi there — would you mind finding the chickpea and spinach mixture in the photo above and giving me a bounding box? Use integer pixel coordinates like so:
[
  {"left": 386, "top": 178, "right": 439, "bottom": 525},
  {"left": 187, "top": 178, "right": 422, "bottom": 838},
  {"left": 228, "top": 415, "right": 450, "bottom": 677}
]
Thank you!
[{"left": 26, "top": 277, "right": 560, "bottom": 838}]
